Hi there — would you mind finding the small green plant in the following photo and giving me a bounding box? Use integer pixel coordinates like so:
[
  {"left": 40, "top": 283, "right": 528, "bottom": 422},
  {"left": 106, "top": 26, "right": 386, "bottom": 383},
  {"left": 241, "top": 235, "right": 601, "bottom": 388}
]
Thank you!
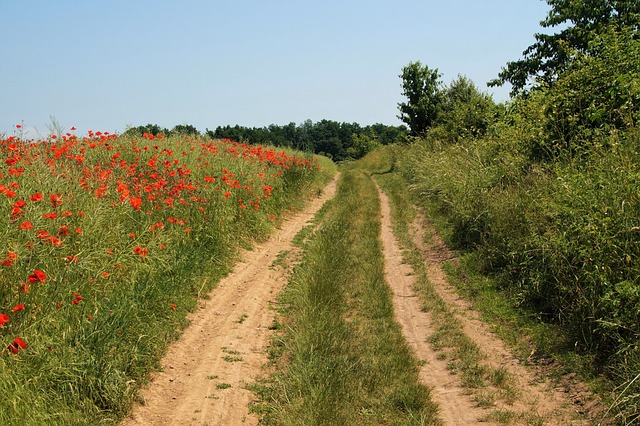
[{"left": 216, "top": 383, "right": 232, "bottom": 390}]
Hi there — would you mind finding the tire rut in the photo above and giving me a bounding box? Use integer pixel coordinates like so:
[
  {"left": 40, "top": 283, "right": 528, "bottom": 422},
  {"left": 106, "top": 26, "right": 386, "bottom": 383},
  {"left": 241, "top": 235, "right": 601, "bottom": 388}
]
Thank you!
[{"left": 377, "top": 183, "right": 591, "bottom": 425}]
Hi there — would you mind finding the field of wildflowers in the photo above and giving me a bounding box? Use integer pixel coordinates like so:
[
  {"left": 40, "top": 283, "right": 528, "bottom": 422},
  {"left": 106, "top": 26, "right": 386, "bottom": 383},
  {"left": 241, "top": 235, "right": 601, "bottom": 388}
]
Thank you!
[{"left": 0, "top": 125, "right": 333, "bottom": 424}]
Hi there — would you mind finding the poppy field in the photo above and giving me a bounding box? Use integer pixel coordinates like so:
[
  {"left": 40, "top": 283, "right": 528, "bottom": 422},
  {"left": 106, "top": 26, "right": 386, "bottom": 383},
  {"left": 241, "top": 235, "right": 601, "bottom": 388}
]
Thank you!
[{"left": 0, "top": 126, "right": 333, "bottom": 424}]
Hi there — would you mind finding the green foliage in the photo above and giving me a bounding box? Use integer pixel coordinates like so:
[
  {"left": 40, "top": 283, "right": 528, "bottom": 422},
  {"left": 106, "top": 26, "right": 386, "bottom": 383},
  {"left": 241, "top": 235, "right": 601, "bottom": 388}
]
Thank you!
[
  {"left": 429, "top": 75, "right": 500, "bottom": 144},
  {"left": 122, "top": 123, "right": 201, "bottom": 138},
  {"left": 398, "top": 61, "right": 443, "bottom": 136},
  {"left": 395, "top": 4, "right": 640, "bottom": 420},
  {"left": 489, "top": 0, "right": 640, "bottom": 95},
  {"left": 346, "top": 132, "right": 381, "bottom": 159},
  {"left": 542, "top": 26, "right": 640, "bottom": 157},
  {"left": 170, "top": 123, "right": 199, "bottom": 136}
]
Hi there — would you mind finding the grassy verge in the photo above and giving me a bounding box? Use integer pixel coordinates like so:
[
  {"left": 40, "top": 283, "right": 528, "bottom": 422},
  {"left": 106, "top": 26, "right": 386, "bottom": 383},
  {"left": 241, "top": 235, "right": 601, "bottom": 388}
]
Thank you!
[
  {"left": 252, "top": 168, "right": 439, "bottom": 425},
  {"left": 0, "top": 132, "right": 334, "bottom": 425}
]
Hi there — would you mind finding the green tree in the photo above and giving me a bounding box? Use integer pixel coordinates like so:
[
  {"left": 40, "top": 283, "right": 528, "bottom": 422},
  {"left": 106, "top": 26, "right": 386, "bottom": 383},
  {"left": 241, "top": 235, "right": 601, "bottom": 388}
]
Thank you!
[
  {"left": 433, "top": 75, "right": 498, "bottom": 143},
  {"left": 541, "top": 25, "right": 640, "bottom": 157},
  {"left": 346, "top": 132, "right": 381, "bottom": 159},
  {"left": 489, "top": 0, "right": 640, "bottom": 96},
  {"left": 170, "top": 124, "right": 199, "bottom": 136},
  {"left": 121, "top": 124, "right": 170, "bottom": 138},
  {"left": 398, "top": 61, "right": 443, "bottom": 136}
]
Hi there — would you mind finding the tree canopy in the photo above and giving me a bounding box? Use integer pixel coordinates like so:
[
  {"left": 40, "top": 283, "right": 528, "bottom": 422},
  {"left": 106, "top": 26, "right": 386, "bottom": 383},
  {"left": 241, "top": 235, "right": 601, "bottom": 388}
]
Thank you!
[
  {"left": 398, "top": 61, "right": 443, "bottom": 135},
  {"left": 489, "top": 0, "right": 640, "bottom": 95}
]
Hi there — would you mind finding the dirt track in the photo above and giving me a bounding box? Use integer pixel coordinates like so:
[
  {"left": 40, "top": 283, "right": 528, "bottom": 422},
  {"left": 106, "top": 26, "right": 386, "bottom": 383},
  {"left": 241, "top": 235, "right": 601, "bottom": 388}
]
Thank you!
[
  {"left": 377, "top": 184, "right": 591, "bottom": 425},
  {"left": 124, "top": 174, "right": 594, "bottom": 425},
  {"left": 124, "top": 176, "right": 338, "bottom": 426}
]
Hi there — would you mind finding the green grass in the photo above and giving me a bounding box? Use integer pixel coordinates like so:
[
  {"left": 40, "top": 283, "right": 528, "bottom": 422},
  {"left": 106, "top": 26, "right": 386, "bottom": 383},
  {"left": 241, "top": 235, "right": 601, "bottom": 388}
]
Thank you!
[{"left": 253, "top": 167, "right": 439, "bottom": 425}]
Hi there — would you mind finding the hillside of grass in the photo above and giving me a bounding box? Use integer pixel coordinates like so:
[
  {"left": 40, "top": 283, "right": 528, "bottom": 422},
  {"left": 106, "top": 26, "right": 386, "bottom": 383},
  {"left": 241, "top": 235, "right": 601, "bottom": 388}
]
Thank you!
[{"left": 0, "top": 130, "right": 334, "bottom": 424}]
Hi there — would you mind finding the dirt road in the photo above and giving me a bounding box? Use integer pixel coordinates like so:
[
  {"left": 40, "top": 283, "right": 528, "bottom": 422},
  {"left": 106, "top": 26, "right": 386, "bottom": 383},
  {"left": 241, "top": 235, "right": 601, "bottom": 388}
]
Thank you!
[
  {"left": 124, "top": 176, "right": 338, "bottom": 426},
  {"left": 124, "top": 174, "right": 595, "bottom": 425}
]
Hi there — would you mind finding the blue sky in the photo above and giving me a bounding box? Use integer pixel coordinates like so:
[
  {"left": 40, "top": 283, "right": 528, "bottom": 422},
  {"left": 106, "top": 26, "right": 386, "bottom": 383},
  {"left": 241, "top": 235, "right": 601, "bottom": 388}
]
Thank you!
[{"left": 1, "top": 0, "right": 553, "bottom": 136}]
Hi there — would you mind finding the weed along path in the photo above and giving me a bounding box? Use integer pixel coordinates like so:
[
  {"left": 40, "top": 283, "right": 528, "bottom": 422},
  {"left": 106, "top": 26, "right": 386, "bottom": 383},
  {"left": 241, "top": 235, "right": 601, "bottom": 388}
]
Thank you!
[
  {"left": 123, "top": 175, "right": 339, "bottom": 426},
  {"left": 377, "top": 183, "right": 590, "bottom": 425}
]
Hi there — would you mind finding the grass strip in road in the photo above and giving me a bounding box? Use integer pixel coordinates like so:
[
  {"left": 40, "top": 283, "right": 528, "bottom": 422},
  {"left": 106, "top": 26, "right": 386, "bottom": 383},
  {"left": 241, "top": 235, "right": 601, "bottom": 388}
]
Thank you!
[{"left": 253, "top": 169, "right": 439, "bottom": 425}]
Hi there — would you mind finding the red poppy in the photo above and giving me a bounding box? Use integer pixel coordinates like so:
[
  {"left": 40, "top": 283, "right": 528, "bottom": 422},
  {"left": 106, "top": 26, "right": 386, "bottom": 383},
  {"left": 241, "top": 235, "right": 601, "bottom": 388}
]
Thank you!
[
  {"left": 0, "top": 313, "right": 9, "bottom": 327},
  {"left": 27, "top": 269, "right": 46, "bottom": 283},
  {"left": 19, "top": 221, "right": 34, "bottom": 230},
  {"left": 29, "top": 193, "right": 44, "bottom": 202},
  {"left": 50, "top": 193, "right": 62, "bottom": 208},
  {"left": 36, "top": 230, "right": 50, "bottom": 239},
  {"left": 8, "top": 337, "right": 27, "bottom": 354},
  {"left": 133, "top": 246, "right": 148, "bottom": 257},
  {"left": 11, "top": 304, "right": 25, "bottom": 313},
  {"left": 129, "top": 196, "right": 143, "bottom": 210}
]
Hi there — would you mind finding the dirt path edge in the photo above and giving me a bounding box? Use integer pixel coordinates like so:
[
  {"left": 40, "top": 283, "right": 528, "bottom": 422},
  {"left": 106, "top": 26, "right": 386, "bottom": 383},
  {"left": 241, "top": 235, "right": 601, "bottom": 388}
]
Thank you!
[{"left": 123, "top": 175, "right": 339, "bottom": 426}]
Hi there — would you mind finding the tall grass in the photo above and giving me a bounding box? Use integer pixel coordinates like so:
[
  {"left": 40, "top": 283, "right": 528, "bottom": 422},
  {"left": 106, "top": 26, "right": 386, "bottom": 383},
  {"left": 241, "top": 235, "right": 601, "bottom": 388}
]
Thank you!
[
  {"left": 0, "top": 130, "right": 333, "bottom": 424},
  {"left": 396, "top": 127, "right": 640, "bottom": 423},
  {"left": 255, "top": 169, "right": 439, "bottom": 425}
]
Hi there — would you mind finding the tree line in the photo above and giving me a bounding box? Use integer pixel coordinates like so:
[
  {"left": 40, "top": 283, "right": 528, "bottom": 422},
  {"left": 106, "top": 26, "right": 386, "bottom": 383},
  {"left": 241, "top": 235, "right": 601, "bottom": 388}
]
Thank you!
[{"left": 122, "top": 120, "right": 407, "bottom": 162}]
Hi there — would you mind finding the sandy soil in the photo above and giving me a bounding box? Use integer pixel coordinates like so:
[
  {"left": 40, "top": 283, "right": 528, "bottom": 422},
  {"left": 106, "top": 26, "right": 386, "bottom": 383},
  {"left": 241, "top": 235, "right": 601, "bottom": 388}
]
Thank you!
[
  {"left": 123, "top": 176, "right": 338, "bottom": 426},
  {"left": 377, "top": 185, "right": 593, "bottom": 425}
]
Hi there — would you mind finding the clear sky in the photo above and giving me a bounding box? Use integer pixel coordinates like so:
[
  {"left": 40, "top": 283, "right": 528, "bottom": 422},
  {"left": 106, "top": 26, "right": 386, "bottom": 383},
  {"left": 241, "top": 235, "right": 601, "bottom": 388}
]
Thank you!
[{"left": 1, "top": 0, "right": 553, "bottom": 137}]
